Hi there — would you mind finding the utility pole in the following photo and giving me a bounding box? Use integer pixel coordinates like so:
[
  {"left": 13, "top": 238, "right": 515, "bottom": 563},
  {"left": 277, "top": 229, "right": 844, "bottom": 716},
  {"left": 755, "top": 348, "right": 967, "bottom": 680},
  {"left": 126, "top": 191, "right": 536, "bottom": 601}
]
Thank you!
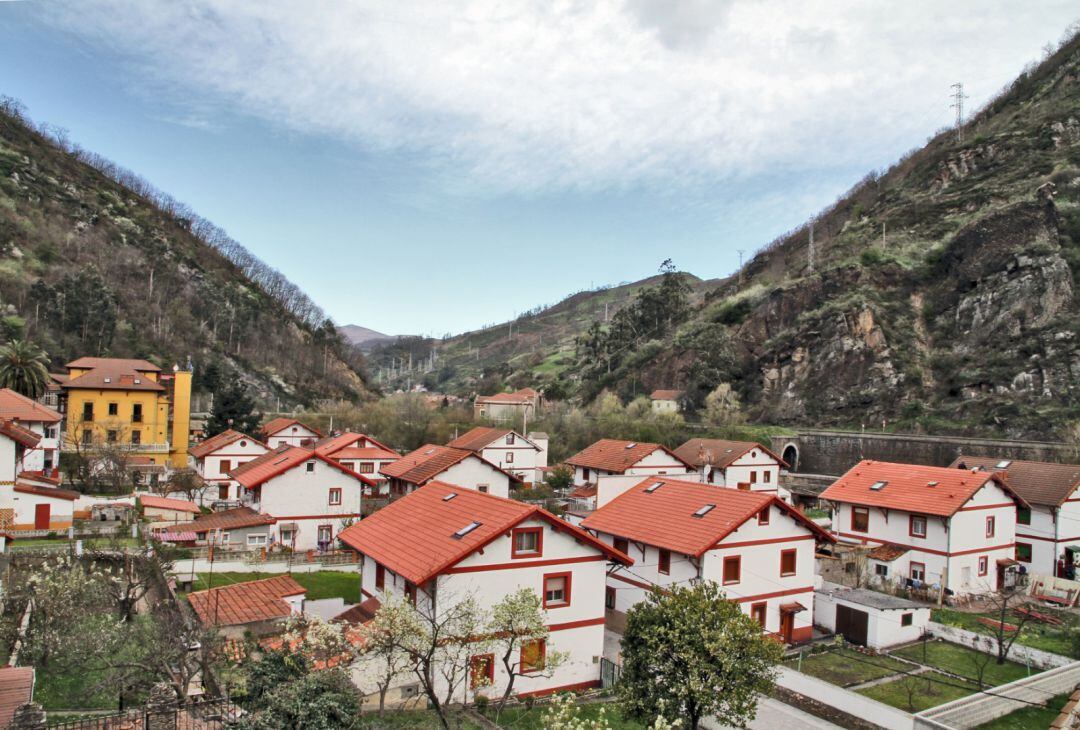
[
  {"left": 807, "top": 220, "right": 815, "bottom": 274},
  {"left": 950, "top": 82, "right": 968, "bottom": 144},
  {"left": 882, "top": 222, "right": 886, "bottom": 250},
  {"left": 737, "top": 249, "right": 745, "bottom": 285}
]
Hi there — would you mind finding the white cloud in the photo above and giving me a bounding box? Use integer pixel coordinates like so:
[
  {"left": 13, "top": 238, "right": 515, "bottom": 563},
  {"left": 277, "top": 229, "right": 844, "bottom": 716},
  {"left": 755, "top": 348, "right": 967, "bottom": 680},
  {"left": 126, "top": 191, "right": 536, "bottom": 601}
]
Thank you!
[{"left": 37, "top": 1, "right": 1080, "bottom": 194}]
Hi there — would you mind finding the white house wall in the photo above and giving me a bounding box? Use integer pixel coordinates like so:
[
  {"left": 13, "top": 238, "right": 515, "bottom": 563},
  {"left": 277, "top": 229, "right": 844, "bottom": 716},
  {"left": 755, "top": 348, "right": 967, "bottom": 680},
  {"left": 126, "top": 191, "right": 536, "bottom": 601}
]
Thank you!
[
  {"left": 194, "top": 438, "right": 269, "bottom": 502},
  {"left": 437, "top": 457, "right": 511, "bottom": 498},
  {"left": 814, "top": 591, "right": 930, "bottom": 650},
  {"left": 266, "top": 425, "right": 320, "bottom": 449},
  {"left": 253, "top": 459, "right": 366, "bottom": 550}
]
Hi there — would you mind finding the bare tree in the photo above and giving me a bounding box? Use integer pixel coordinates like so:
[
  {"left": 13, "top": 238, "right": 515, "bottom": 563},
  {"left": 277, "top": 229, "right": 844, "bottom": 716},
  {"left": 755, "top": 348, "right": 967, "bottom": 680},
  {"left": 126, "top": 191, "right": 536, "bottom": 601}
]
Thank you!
[{"left": 981, "top": 582, "right": 1033, "bottom": 665}]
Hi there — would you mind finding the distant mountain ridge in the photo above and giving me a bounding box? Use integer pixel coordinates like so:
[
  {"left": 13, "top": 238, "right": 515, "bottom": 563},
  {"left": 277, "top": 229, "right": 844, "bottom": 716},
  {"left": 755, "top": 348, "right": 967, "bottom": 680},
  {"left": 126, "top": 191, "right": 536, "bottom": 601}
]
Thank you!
[{"left": 338, "top": 324, "right": 399, "bottom": 349}]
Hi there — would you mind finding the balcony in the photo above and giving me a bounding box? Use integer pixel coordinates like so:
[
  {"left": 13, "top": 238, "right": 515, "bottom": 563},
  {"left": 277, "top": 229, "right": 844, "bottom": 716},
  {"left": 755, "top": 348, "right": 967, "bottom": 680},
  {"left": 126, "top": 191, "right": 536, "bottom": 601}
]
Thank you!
[{"left": 61, "top": 437, "right": 171, "bottom": 454}]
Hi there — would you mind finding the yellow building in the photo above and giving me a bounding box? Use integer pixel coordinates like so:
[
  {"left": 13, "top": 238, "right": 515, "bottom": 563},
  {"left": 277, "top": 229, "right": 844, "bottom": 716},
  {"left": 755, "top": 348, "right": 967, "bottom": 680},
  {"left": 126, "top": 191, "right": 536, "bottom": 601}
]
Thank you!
[{"left": 59, "top": 357, "right": 192, "bottom": 469}]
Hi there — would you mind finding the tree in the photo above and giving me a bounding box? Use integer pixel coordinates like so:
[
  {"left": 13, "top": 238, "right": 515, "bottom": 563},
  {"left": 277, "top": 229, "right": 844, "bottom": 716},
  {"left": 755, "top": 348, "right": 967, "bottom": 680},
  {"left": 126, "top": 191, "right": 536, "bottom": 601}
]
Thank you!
[
  {"left": 206, "top": 380, "right": 261, "bottom": 437},
  {"left": 701, "top": 383, "right": 743, "bottom": 427},
  {"left": 240, "top": 666, "right": 360, "bottom": 730},
  {"left": 487, "top": 588, "right": 563, "bottom": 717},
  {"left": 354, "top": 596, "right": 415, "bottom": 714},
  {"left": 545, "top": 464, "right": 573, "bottom": 492},
  {"left": 981, "top": 585, "right": 1033, "bottom": 665},
  {"left": 619, "top": 583, "right": 782, "bottom": 730},
  {"left": 0, "top": 339, "right": 51, "bottom": 398},
  {"left": 158, "top": 468, "right": 205, "bottom": 501}
]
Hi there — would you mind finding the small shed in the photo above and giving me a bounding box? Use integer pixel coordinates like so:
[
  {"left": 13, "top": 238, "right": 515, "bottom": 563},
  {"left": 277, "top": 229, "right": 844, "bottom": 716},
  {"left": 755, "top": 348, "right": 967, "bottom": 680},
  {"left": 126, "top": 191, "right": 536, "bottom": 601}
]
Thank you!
[{"left": 815, "top": 582, "right": 930, "bottom": 649}]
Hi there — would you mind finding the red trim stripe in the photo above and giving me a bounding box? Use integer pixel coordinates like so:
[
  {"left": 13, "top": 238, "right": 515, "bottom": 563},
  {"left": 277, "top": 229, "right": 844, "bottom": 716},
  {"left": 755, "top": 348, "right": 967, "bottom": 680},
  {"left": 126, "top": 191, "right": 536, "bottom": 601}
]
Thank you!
[
  {"left": 444, "top": 554, "right": 606, "bottom": 574},
  {"left": 729, "top": 586, "right": 814, "bottom": 603},
  {"left": 270, "top": 513, "right": 362, "bottom": 520},
  {"left": 835, "top": 531, "right": 1016, "bottom": 557},
  {"left": 714, "top": 534, "right": 814, "bottom": 550},
  {"left": 958, "top": 502, "right": 1017, "bottom": 512},
  {"left": 547, "top": 617, "right": 605, "bottom": 632},
  {"left": 609, "top": 572, "right": 657, "bottom": 591},
  {"left": 516, "top": 680, "right": 600, "bottom": 699}
]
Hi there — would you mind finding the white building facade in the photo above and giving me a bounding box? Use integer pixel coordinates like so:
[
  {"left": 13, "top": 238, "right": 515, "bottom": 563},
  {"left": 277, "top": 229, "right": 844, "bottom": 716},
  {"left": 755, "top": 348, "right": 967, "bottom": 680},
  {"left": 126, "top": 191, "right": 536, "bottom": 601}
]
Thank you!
[
  {"left": 566, "top": 440, "right": 691, "bottom": 488},
  {"left": 189, "top": 430, "right": 269, "bottom": 503}
]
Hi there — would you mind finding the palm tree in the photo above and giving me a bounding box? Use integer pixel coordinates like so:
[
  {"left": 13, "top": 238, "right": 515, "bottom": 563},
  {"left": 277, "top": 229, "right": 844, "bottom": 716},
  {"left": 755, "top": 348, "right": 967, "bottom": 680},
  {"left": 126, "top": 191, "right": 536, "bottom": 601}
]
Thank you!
[{"left": 0, "top": 339, "right": 51, "bottom": 398}]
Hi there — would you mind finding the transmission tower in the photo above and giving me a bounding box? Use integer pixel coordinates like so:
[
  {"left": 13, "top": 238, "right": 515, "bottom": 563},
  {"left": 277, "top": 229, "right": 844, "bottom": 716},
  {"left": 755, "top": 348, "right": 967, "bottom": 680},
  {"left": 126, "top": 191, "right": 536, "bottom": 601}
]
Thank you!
[
  {"left": 807, "top": 220, "right": 815, "bottom": 274},
  {"left": 950, "top": 82, "right": 968, "bottom": 143},
  {"left": 737, "top": 249, "right": 746, "bottom": 285}
]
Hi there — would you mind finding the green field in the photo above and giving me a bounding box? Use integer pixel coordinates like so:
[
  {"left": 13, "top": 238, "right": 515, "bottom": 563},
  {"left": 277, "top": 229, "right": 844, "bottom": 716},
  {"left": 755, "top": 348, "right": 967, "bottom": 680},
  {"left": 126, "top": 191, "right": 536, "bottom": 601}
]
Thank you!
[
  {"left": 784, "top": 648, "right": 909, "bottom": 687},
  {"left": 932, "top": 607, "right": 1079, "bottom": 658},
  {"left": 489, "top": 702, "right": 644, "bottom": 729},
  {"left": 183, "top": 571, "right": 361, "bottom": 602},
  {"left": 857, "top": 670, "right": 982, "bottom": 713},
  {"left": 891, "top": 641, "right": 1031, "bottom": 687}
]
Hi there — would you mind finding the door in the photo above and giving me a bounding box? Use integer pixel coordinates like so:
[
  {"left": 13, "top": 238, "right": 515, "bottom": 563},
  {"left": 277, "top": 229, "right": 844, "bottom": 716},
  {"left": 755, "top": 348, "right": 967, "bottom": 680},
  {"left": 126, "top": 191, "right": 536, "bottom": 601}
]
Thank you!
[
  {"left": 34, "top": 504, "right": 50, "bottom": 530},
  {"left": 219, "top": 484, "right": 229, "bottom": 500},
  {"left": 835, "top": 604, "right": 869, "bottom": 646},
  {"left": 779, "top": 611, "right": 794, "bottom": 644}
]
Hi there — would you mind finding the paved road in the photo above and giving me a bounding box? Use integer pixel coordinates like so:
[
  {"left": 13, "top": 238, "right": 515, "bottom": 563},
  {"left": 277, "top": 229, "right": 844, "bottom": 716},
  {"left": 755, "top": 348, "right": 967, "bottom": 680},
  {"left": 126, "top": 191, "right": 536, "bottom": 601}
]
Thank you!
[{"left": 704, "top": 697, "right": 842, "bottom": 730}]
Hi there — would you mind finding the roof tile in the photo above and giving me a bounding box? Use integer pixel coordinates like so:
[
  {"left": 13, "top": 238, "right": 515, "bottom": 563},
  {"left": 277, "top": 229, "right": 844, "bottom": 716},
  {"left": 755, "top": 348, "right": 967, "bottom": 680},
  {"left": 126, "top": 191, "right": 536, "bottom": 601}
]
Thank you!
[
  {"left": 566, "top": 439, "right": 688, "bottom": 474},
  {"left": 948, "top": 456, "right": 1080, "bottom": 507},
  {"left": 188, "top": 575, "right": 305, "bottom": 626}
]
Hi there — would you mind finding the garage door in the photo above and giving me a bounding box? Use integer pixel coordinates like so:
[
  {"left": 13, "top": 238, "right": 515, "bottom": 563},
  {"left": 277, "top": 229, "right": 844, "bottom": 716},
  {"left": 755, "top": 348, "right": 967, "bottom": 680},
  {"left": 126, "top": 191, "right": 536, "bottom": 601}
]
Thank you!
[{"left": 835, "top": 604, "right": 869, "bottom": 645}]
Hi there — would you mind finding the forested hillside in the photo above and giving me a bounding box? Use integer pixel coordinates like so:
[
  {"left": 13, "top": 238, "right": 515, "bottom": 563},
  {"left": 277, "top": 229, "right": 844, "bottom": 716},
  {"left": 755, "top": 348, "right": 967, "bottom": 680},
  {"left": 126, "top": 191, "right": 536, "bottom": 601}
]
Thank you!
[{"left": 0, "top": 98, "right": 369, "bottom": 407}]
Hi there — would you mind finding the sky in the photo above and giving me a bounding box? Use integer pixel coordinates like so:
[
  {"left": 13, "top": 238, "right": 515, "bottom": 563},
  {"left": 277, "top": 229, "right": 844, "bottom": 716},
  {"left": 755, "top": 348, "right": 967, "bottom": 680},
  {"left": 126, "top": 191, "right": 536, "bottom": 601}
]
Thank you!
[{"left": 0, "top": 2, "right": 1077, "bottom": 336}]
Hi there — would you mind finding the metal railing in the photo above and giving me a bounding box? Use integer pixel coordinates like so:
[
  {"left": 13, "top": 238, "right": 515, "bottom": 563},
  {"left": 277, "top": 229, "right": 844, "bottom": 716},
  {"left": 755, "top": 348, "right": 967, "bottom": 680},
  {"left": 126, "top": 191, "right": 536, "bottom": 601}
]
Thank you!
[
  {"left": 46, "top": 695, "right": 240, "bottom": 729},
  {"left": 61, "top": 437, "right": 171, "bottom": 453}
]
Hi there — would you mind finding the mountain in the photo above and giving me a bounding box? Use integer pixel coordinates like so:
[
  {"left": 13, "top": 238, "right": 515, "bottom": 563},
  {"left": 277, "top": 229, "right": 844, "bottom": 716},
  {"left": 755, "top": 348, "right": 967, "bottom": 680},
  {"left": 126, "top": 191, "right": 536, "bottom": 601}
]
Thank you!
[
  {"left": 375, "top": 31, "right": 1080, "bottom": 440},
  {"left": 338, "top": 324, "right": 397, "bottom": 350},
  {"left": 0, "top": 98, "right": 369, "bottom": 407}
]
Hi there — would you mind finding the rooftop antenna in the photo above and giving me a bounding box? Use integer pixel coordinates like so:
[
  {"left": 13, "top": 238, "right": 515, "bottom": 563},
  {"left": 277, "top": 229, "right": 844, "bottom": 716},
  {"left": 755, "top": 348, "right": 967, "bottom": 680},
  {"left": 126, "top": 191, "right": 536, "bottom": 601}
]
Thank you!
[{"left": 950, "top": 82, "right": 968, "bottom": 144}]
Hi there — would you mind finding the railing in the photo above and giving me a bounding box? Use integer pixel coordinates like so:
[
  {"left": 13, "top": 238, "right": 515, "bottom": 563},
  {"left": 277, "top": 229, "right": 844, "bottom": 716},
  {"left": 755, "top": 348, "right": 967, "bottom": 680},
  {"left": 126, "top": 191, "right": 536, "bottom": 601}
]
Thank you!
[
  {"left": 45, "top": 695, "right": 240, "bottom": 729},
  {"left": 176, "top": 545, "right": 359, "bottom": 565},
  {"left": 61, "top": 437, "right": 171, "bottom": 453}
]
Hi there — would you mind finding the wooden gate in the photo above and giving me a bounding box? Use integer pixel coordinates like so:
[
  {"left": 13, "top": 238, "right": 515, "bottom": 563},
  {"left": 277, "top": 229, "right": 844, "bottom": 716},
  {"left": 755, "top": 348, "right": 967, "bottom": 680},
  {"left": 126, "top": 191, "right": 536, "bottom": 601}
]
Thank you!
[{"left": 835, "top": 604, "right": 869, "bottom": 646}]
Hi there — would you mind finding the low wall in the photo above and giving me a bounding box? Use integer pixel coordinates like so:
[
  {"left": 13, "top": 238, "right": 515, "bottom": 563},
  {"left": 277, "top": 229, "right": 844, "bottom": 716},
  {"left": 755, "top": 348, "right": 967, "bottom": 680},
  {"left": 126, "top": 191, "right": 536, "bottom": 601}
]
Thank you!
[
  {"left": 172, "top": 558, "right": 359, "bottom": 577},
  {"left": 927, "top": 622, "right": 1072, "bottom": 670},
  {"left": 775, "top": 666, "right": 914, "bottom": 730},
  {"left": 915, "top": 660, "right": 1080, "bottom": 729}
]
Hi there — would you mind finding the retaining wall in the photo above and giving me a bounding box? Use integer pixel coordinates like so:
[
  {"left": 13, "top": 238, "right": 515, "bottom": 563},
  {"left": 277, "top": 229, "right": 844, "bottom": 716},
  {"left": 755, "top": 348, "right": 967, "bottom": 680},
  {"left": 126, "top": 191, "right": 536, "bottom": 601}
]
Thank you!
[
  {"left": 775, "top": 666, "right": 914, "bottom": 730},
  {"left": 927, "top": 621, "right": 1072, "bottom": 670}
]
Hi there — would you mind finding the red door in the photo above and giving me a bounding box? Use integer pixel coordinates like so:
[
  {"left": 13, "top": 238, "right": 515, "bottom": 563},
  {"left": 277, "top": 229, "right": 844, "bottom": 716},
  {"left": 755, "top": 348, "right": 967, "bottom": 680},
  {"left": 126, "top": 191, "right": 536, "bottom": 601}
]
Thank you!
[
  {"left": 34, "top": 504, "right": 50, "bottom": 530},
  {"left": 779, "top": 611, "right": 794, "bottom": 644}
]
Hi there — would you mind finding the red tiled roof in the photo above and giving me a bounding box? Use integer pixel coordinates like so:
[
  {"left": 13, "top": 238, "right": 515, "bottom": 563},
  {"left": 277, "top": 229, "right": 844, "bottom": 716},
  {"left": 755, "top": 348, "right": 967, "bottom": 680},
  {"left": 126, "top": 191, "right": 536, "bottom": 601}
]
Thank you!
[
  {"left": 948, "top": 456, "right": 1080, "bottom": 508},
  {"left": 0, "top": 389, "right": 61, "bottom": 423},
  {"left": 475, "top": 388, "right": 536, "bottom": 405},
  {"left": 190, "top": 429, "right": 262, "bottom": 459},
  {"left": 230, "top": 445, "right": 375, "bottom": 489},
  {"left": 565, "top": 439, "right": 689, "bottom": 474},
  {"left": 867, "top": 544, "right": 910, "bottom": 562},
  {"left": 67, "top": 356, "right": 160, "bottom": 371},
  {"left": 448, "top": 426, "right": 513, "bottom": 452},
  {"left": 173, "top": 506, "right": 276, "bottom": 533},
  {"left": 18, "top": 470, "right": 60, "bottom": 486},
  {"left": 333, "top": 596, "right": 382, "bottom": 625},
  {"left": 650, "top": 389, "right": 683, "bottom": 401},
  {"left": 188, "top": 575, "right": 305, "bottom": 626},
  {"left": 13, "top": 483, "right": 79, "bottom": 501},
  {"left": 569, "top": 485, "right": 598, "bottom": 499},
  {"left": 338, "top": 481, "right": 631, "bottom": 585},
  {"left": 62, "top": 358, "right": 165, "bottom": 392},
  {"left": 0, "top": 667, "right": 34, "bottom": 728},
  {"left": 581, "top": 476, "right": 833, "bottom": 557},
  {"left": 261, "top": 418, "right": 322, "bottom": 438},
  {"left": 379, "top": 445, "right": 479, "bottom": 485},
  {"left": 673, "top": 439, "right": 789, "bottom": 469},
  {"left": 139, "top": 495, "right": 201, "bottom": 514},
  {"left": 819, "top": 460, "right": 1029, "bottom": 517},
  {"left": 331, "top": 446, "right": 400, "bottom": 461},
  {"left": 0, "top": 420, "right": 40, "bottom": 449}
]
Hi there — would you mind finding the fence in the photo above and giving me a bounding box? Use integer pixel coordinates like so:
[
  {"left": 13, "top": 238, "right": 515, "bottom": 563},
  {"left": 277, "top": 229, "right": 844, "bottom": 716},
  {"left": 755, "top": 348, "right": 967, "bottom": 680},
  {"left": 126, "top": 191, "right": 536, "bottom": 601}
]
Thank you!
[
  {"left": 600, "top": 658, "right": 621, "bottom": 689},
  {"left": 44, "top": 696, "right": 240, "bottom": 729}
]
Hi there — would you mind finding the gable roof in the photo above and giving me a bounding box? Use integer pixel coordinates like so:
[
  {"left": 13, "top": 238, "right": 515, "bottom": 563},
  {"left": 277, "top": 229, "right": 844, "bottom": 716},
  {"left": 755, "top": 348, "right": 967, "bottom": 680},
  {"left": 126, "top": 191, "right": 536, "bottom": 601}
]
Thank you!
[
  {"left": 819, "top": 460, "right": 1029, "bottom": 517},
  {"left": 581, "top": 476, "right": 833, "bottom": 557},
  {"left": 331, "top": 446, "right": 400, "bottom": 461},
  {"left": 260, "top": 417, "right": 322, "bottom": 439},
  {"left": 189, "top": 429, "right": 263, "bottom": 459},
  {"left": 139, "top": 494, "right": 201, "bottom": 514},
  {"left": 565, "top": 439, "right": 689, "bottom": 474},
  {"left": 0, "top": 420, "right": 40, "bottom": 449},
  {"left": 0, "top": 389, "right": 61, "bottom": 424},
  {"left": 337, "top": 481, "right": 631, "bottom": 585},
  {"left": 314, "top": 431, "right": 395, "bottom": 457},
  {"left": 448, "top": 426, "right": 537, "bottom": 453},
  {"left": 62, "top": 358, "right": 166, "bottom": 392},
  {"left": 673, "top": 438, "right": 789, "bottom": 469},
  {"left": 13, "top": 482, "right": 80, "bottom": 501},
  {"left": 230, "top": 445, "right": 376, "bottom": 489},
  {"left": 380, "top": 444, "right": 518, "bottom": 486},
  {"left": 475, "top": 388, "right": 536, "bottom": 405},
  {"left": 172, "top": 506, "right": 276, "bottom": 533},
  {"left": 650, "top": 389, "right": 683, "bottom": 401},
  {"left": 947, "top": 456, "right": 1080, "bottom": 508},
  {"left": 67, "top": 357, "right": 160, "bottom": 372},
  {"left": 188, "top": 575, "right": 305, "bottom": 626}
]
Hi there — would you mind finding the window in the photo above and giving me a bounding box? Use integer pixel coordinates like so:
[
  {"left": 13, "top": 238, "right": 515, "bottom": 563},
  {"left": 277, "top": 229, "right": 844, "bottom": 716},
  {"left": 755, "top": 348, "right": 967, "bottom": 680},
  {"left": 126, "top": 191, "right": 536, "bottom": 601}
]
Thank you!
[
  {"left": 910, "top": 562, "right": 926, "bottom": 582},
  {"left": 978, "top": 556, "right": 988, "bottom": 576},
  {"left": 107, "top": 430, "right": 118, "bottom": 443},
  {"left": 511, "top": 527, "right": 543, "bottom": 558},
  {"left": 81, "top": 429, "right": 92, "bottom": 445},
  {"left": 470, "top": 654, "right": 494, "bottom": 689},
  {"left": 1016, "top": 542, "right": 1032, "bottom": 563},
  {"left": 279, "top": 529, "right": 294, "bottom": 544},
  {"left": 108, "top": 402, "right": 119, "bottom": 416},
  {"left": 851, "top": 506, "right": 870, "bottom": 532},
  {"left": 220, "top": 460, "right": 231, "bottom": 474},
  {"left": 306, "top": 461, "right": 316, "bottom": 473},
  {"left": 317, "top": 524, "right": 332, "bottom": 546},
  {"left": 132, "top": 403, "right": 142, "bottom": 423},
  {"left": 763, "top": 471, "right": 771, "bottom": 483},
  {"left": 605, "top": 586, "right": 616, "bottom": 609},
  {"left": 901, "top": 613, "right": 913, "bottom": 627},
  {"left": 328, "top": 488, "right": 342, "bottom": 506},
  {"left": 477, "top": 484, "right": 489, "bottom": 494},
  {"left": 506, "top": 434, "right": 515, "bottom": 445},
  {"left": 82, "top": 403, "right": 94, "bottom": 421},
  {"left": 505, "top": 452, "right": 514, "bottom": 463},
  {"left": 359, "top": 462, "right": 374, "bottom": 473},
  {"left": 909, "top": 515, "right": 927, "bottom": 539},
  {"left": 613, "top": 537, "right": 629, "bottom": 555},
  {"left": 218, "top": 484, "right": 229, "bottom": 500},
  {"left": 130, "top": 430, "right": 141, "bottom": 445},
  {"left": 405, "top": 582, "right": 417, "bottom": 606},
  {"left": 582, "top": 468, "right": 590, "bottom": 482},
  {"left": 986, "top": 515, "right": 996, "bottom": 538},
  {"left": 723, "top": 555, "right": 741, "bottom": 585},
  {"left": 247, "top": 534, "right": 267, "bottom": 546},
  {"left": 758, "top": 507, "right": 770, "bottom": 526},
  {"left": 780, "top": 549, "right": 797, "bottom": 577},
  {"left": 543, "top": 573, "right": 571, "bottom": 608},
  {"left": 221, "top": 532, "right": 231, "bottom": 544},
  {"left": 750, "top": 470, "right": 758, "bottom": 484},
  {"left": 750, "top": 602, "right": 767, "bottom": 627},
  {"left": 520, "top": 639, "right": 546, "bottom": 673},
  {"left": 1017, "top": 507, "right": 1031, "bottom": 525},
  {"left": 875, "top": 563, "right": 889, "bottom": 577},
  {"left": 658, "top": 549, "right": 671, "bottom": 575},
  {"left": 375, "top": 563, "right": 385, "bottom": 590}
]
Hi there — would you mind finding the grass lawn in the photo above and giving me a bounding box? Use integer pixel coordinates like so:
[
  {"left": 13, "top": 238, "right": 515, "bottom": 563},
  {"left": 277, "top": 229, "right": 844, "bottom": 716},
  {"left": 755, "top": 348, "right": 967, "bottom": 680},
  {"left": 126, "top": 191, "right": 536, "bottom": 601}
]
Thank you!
[
  {"left": 975, "top": 692, "right": 1071, "bottom": 729},
  {"left": 857, "top": 670, "right": 982, "bottom": 713},
  {"left": 890, "top": 641, "right": 1031, "bottom": 687},
  {"left": 356, "top": 710, "right": 482, "bottom": 728},
  {"left": 785, "top": 647, "right": 910, "bottom": 687},
  {"left": 185, "top": 571, "right": 361, "bottom": 602},
  {"left": 32, "top": 666, "right": 118, "bottom": 711},
  {"left": 933, "top": 607, "right": 1078, "bottom": 658},
  {"left": 490, "top": 702, "right": 643, "bottom": 729}
]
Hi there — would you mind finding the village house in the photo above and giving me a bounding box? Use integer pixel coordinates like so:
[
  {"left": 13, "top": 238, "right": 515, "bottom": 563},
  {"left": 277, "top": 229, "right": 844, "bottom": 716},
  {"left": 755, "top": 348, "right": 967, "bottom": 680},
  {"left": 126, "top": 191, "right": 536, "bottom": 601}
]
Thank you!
[
  {"left": 473, "top": 388, "right": 540, "bottom": 424},
  {"left": 565, "top": 439, "right": 691, "bottom": 487},
  {"left": 814, "top": 582, "right": 930, "bottom": 649},
  {"left": 337, "top": 481, "right": 632, "bottom": 703},
  {"left": 948, "top": 456, "right": 1080, "bottom": 579},
  {"left": 0, "top": 388, "right": 62, "bottom": 475},
  {"left": 313, "top": 432, "right": 400, "bottom": 494},
  {"left": 380, "top": 444, "right": 517, "bottom": 499},
  {"left": 162, "top": 506, "right": 277, "bottom": 548},
  {"left": 231, "top": 445, "right": 373, "bottom": 550},
  {"left": 819, "top": 460, "right": 1027, "bottom": 596},
  {"left": 188, "top": 575, "right": 306, "bottom": 639},
  {"left": 580, "top": 476, "right": 832, "bottom": 643},
  {"left": 673, "top": 438, "right": 791, "bottom": 501},
  {"left": 139, "top": 494, "right": 201, "bottom": 530},
  {"left": 57, "top": 357, "right": 192, "bottom": 469},
  {"left": 259, "top": 417, "right": 322, "bottom": 449},
  {"left": 188, "top": 429, "right": 269, "bottom": 503},
  {"left": 0, "top": 420, "right": 79, "bottom": 532},
  {"left": 649, "top": 389, "right": 683, "bottom": 414},
  {"left": 447, "top": 426, "right": 546, "bottom": 484}
]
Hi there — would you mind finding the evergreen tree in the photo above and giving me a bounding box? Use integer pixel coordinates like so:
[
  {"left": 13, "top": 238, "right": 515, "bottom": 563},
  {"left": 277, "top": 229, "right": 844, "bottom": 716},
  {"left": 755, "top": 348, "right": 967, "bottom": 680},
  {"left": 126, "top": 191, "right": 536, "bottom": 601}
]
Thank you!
[
  {"left": 206, "top": 380, "right": 261, "bottom": 436},
  {"left": 0, "top": 339, "right": 51, "bottom": 398}
]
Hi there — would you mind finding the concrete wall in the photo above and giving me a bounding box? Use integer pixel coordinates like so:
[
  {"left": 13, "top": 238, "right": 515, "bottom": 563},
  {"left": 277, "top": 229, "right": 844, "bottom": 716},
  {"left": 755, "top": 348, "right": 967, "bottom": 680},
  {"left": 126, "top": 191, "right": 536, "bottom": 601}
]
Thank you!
[
  {"left": 926, "top": 621, "right": 1071, "bottom": 670},
  {"left": 776, "top": 666, "right": 915, "bottom": 730}
]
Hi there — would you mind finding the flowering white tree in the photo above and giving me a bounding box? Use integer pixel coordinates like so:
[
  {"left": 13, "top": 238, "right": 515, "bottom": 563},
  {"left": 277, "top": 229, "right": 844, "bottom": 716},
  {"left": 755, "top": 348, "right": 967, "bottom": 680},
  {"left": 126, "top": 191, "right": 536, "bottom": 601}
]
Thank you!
[{"left": 487, "top": 588, "right": 564, "bottom": 717}]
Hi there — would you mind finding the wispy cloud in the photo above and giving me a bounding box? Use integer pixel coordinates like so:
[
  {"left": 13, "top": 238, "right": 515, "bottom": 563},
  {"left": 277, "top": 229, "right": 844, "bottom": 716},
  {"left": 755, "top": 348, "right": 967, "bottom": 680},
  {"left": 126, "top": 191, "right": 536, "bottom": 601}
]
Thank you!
[{"left": 35, "top": 1, "right": 1080, "bottom": 194}]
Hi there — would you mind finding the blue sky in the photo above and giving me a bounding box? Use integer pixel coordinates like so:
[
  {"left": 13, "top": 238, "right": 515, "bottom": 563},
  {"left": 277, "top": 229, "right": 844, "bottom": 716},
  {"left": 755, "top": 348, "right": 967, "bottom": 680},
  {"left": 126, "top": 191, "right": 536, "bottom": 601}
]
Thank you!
[{"left": 1, "top": 2, "right": 1076, "bottom": 335}]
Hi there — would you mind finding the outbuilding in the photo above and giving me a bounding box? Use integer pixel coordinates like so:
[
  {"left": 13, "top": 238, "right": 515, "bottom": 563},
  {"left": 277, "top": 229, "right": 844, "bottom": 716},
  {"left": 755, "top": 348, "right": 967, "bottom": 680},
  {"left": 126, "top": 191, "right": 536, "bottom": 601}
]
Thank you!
[{"left": 814, "top": 581, "right": 930, "bottom": 649}]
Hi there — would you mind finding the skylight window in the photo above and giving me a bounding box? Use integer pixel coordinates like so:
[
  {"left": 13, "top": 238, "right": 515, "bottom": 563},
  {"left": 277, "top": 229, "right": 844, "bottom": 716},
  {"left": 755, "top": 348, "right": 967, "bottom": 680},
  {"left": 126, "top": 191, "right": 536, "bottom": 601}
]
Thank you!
[
  {"left": 442, "top": 493, "right": 457, "bottom": 502},
  {"left": 644, "top": 482, "right": 663, "bottom": 493},
  {"left": 625, "top": 442, "right": 638, "bottom": 449},
  {"left": 452, "top": 521, "right": 482, "bottom": 539},
  {"left": 692, "top": 504, "right": 716, "bottom": 518},
  {"left": 424, "top": 448, "right": 436, "bottom": 455},
  {"left": 996, "top": 460, "right": 1012, "bottom": 469},
  {"left": 869, "top": 481, "right": 887, "bottom": 491},
  {"left": 272, "top": 456, "right": 289, "bottom": 465},
  {"left": 927, "top": 481, "right": 939, "bottom": 488}
]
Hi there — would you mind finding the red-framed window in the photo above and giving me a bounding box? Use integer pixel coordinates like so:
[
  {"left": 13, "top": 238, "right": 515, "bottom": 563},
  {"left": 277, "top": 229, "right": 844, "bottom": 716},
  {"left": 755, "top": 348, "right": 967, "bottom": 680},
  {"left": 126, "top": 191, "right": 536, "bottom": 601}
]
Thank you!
[
  {"left": 506, "top": 452, "right": 514, "bottom": 463},
  {"left": 758, "top": 507, "right": 770, "bottom": 526},
  {"left": 613, "top": 537, "right": 629, "bottom": 555},
  {"left": 909, "top": 514, "right": 927, "bottom": 539},
  {"left": 605, "top": 586, "right": 616, "bottom": 609},
  {"left": 520, "top": 639, "right": 546, "bottom": 673},
  {"left": 328, "top": 488, "right": 342, "bottom": 506},
  {"left": 910, "top": 562, "right": 926, "bottom": 582},
  {"left": 542, "top": 572, "right": 571, "bottom": 609},
  {"left": 851, "top": 506, "right": 870, "bottom": 532},
  {"left": 511, "top": 526, "right": 544, "bottom": 558},
  {"left": 750, "top": 602, "right": 767, "bottom": 627},
  {"left": 780, "top": 549, "right": 797, "bottom": 577},
  {"left": 986, "top": 516, "right": 996, "bottom": 538},
  {"left": 763, "top": 471, "right": 771, "bottom": 483},
  {"left": 470, "top": 654, "right": 494, "bottom": 689},
  {"left": 977, "top": 556, "right": 988, "bottom": 576},
  {"left": 723, "top": 555, "right": 741, "bottom": 585},
  {"left": 220, "top": 459, "right": 231, "bottom": 474},
  {"left": 658, "top": 548, "right": 671, "bottom": 575},
  {"left": 375, "top": 563, "right": 385, "bottom": 590}
]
